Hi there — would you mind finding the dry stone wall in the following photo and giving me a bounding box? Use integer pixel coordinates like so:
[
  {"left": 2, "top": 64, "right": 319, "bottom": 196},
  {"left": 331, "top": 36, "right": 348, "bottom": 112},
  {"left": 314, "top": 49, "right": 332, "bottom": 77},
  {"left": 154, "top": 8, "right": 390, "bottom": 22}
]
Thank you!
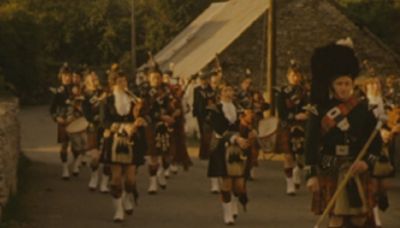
[
  {"left": 203, "top": 0, "right": 400, "bottom": 88},
  {"left": 0, "top": 96, "right": 20, "bottom": 219}
]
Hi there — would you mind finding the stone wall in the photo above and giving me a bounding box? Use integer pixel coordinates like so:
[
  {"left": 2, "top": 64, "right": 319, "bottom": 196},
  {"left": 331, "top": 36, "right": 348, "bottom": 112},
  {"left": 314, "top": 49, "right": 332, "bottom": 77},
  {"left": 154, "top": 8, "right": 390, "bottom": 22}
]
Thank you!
[
  {"left": 0, "top": 96, "right": 20, "bottom": 218},
  {"left": 275, "top": 0, "right": 400, "bottom": 85},
  {"left": 217, "top": 16, "right": 266, "bottom": 89},
  {"left": 204, "top": 0, "right": 400, "bottom": 88}
]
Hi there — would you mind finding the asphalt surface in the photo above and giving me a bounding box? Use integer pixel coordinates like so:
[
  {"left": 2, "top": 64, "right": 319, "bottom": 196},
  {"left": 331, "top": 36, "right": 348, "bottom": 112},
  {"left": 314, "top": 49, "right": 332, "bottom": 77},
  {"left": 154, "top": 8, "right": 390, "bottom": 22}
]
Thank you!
[{"left": 7, "top": 105, "right": 400, "bottom": 228}]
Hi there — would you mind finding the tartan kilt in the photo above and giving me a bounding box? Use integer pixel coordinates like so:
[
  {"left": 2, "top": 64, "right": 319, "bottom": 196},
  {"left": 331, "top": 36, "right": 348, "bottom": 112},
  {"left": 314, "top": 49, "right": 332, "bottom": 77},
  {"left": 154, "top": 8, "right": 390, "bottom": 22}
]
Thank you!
[
  {"left": 101, "top": 132, "right": 136, "bottom": 165},
  {"left": 86, "top": 127, "right": 98, "bottom": 151},
  {"left": 311, "top": 172, "right": 376, "bottom": 217},
  {"left": 144, "top": 125, "right": 166, "bottom": 157},
  {"left": 249, "top": 146, "right": 260, "bottom": 167},
  {"left": 199, "top": 126, "right": 213, "bottom": 160},
  {"left": 207, "top": 140, "right": 228, "bottom": 177},
  {"left": 171, "top": 120, "right": 193, "bottom": 169},
  {"left": 86, "top": 125, "right": 103, "bottom": 151},
  {"left": 275, "top": 125, "right": 290, "bottom": 154},
  {"left": 144, "top": 125, "right": 155, "bottom": 156},
  {"left": 57, "top": 123, "right": 69, "bottom": 143}
]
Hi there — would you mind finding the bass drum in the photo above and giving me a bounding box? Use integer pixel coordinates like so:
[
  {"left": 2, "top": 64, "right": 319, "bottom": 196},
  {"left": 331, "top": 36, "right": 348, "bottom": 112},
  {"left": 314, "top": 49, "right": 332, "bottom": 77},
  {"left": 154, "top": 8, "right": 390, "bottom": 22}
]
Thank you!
[{"left": 257, "top": 117, "right": 279, "bottom": 153}]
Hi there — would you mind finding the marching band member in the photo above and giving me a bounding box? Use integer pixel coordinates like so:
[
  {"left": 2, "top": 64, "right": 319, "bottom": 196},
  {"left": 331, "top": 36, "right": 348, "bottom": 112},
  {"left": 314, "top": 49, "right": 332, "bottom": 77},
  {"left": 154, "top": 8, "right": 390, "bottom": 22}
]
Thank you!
[
  {"left": 82, "top": 71, "right": 106, "bottom": 191},
  {"left": 207, "top": 72, "right": 223, "bottom": 193},
  {"left": 382, "top": 75, "right": 399, "bottom": 107},
  {"left": 236, "top": 75, "right": 253, "bottom": 108},
  {"left": 362, "top": 76, "right": 397, "bottom": 227},
  {"left": 96, "top": 67, "right": 122, "bottom": 194},
  {"left": 50, "top": 65, "right": 74, "bottom": 180},
  {"left": 102, "top": 72, "right": 146, "bottom": 222},
  {"left": 276, "top": 63, "right": 309, "bottom": 195},
  {"left": 66, "top": 78, "right": 87, "bottom": 177},
  {"left": 207, "top": 83, "right": 250, "bottom": 225},
  {"left": 163, "top": 70, "right": 193, "bottom": 174},
  {"left": 142, "top": 66, "right": 173, "bottom": 194},
  {"left": 72, "top": 72, "right": 83, "bottom": 89},
  {"left": 61, "top": 70, "right": 88, "bottom": 174},
  {"left": 236, "top": 75, "right": 266, "bottom": 180},
  {"left": 193, "top": 73, "right": 214, "bottom": 160},
  {"left": 305, "top": 40, "right": 383, "bottom": 227}
]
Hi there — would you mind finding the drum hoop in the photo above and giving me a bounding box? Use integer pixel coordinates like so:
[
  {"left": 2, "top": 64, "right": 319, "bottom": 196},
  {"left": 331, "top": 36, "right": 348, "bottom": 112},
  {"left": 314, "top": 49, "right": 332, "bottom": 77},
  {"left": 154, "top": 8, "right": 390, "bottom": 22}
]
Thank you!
[
  {"left": 258, "top": 131, "right": 277, "bottom": 139},
  {"left": 258, "top": 117, "right": 278, "bottom": 138}
]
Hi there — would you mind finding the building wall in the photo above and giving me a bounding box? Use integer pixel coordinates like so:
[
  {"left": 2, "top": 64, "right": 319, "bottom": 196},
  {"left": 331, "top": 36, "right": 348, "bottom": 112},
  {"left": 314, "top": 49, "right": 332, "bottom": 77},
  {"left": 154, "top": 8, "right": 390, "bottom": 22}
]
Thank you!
[
  {"left": 275, "top": 0, "right": 400, "bottom": 85},
  {"left": 0, "top": 96, "right": 20, "bottom": 219},
  {"left": 205, "top": 0, "right": 400, "bottom": 89},
  {"left": 210, "top": 15, "right": 267, "bottom": 89}
]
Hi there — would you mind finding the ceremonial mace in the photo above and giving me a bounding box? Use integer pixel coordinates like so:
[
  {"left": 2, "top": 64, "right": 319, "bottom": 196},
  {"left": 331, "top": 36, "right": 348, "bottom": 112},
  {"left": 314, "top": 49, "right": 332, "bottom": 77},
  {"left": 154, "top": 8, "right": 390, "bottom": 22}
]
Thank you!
[{"left": 314, "top": 120, "right": 384, "bottom": 228}]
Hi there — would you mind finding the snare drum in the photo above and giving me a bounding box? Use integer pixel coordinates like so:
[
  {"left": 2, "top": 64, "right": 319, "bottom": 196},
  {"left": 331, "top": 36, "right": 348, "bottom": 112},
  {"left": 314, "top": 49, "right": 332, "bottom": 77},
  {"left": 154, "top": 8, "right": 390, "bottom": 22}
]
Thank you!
[
  {"left": 257, "top": 117, "right": 279, "bottom": 153},
  {"left": 66, "top": 117, "right": 89, "bottom": 152},
  {"left": 66, "top": 117, "right": 89, "bottom": 134}
]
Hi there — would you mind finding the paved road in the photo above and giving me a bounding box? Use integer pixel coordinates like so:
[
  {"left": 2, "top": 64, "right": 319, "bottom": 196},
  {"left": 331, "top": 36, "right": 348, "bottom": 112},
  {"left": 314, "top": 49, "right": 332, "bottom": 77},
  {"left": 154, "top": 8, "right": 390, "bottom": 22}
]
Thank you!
[{"left": 10, "top": 106, "right": 400, "bottom": 228}]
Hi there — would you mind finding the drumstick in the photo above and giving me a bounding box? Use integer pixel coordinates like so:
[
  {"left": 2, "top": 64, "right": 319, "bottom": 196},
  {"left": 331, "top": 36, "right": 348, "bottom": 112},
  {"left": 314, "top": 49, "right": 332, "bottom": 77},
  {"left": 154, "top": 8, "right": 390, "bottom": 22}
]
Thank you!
[{"left": 314, "top": 121, "right": 383, "bottom": 228}]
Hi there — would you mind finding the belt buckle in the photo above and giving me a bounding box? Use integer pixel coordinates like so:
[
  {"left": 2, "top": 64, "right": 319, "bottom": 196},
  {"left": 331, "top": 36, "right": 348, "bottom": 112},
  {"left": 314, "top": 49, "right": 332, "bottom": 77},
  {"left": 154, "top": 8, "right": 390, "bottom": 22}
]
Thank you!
[{"left": 335, "top": 145, "right": 349, "bottom": 156}]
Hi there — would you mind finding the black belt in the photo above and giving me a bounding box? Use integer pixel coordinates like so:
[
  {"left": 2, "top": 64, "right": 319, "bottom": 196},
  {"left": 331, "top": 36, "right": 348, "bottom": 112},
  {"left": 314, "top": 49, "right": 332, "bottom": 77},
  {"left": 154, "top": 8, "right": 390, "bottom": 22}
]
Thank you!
[{"left": 320, "top": 153, "right": 354, "bottom": 171}]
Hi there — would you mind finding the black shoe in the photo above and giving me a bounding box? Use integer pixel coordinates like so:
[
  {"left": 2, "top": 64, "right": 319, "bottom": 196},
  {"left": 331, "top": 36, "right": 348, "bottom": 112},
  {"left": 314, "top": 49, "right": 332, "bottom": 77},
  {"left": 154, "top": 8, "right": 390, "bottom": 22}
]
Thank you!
[
  {"left": 125, "top": 209, "right": 133, "bottom": 215},
  {"left": 113, "top": 218, "right": 123, "bottom": 223}
]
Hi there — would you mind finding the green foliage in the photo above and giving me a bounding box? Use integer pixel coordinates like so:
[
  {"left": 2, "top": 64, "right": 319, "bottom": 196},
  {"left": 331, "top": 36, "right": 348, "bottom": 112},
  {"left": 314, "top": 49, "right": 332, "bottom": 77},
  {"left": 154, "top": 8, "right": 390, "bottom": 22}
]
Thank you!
[
  {"left": 337, "top": 0, "right": 400, "bottom": 54},
  {"left": 1, "top": 0, "right": 399, "bottom": 104},
  {"left": 0, "top": 0, "right": 214, "bottom": 104},
  {"left": 23, "top": 0, "right": 133, "bottom": 66},
  {"left": 0, "top": 5, "right": 47, "bottom": 102}
]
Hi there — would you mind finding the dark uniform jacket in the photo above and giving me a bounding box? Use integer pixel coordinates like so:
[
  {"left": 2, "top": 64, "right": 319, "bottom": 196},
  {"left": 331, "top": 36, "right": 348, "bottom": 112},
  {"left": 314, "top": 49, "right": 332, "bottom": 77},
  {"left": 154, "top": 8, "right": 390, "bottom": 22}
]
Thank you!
[
  {"left": 277, "top": 84, "right": 308, "bottom": 125},
  {"left": 304, "top": 98, "right": 382, "bottom": 175},
  {"left": 82, "top": 89, "right": 104, "bottom": 124},
  {"left": 102, "top": 92, "right": 146, "bottom": 165},
  {"left": 207, "top": 102, "right": 240, "bottom": 177},
  {"left": 193, "top": 84, "right": 215, "bottom": 119},
  {"left": 50, "top": 84, "right": 73, "bottom": 120}
]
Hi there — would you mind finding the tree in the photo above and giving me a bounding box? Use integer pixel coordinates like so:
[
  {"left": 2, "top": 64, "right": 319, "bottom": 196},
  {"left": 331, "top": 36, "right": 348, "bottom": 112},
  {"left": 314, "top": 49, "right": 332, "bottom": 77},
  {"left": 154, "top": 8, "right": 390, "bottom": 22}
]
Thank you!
[
  {"left": 337, "top": 0, "right": 400, "bottom": 54},
  {"left": 0, "top": 3, "right": 46, "bottom": 102},
  {"left": 0, "top": 0, "right": 216, "bottom": 103}
]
